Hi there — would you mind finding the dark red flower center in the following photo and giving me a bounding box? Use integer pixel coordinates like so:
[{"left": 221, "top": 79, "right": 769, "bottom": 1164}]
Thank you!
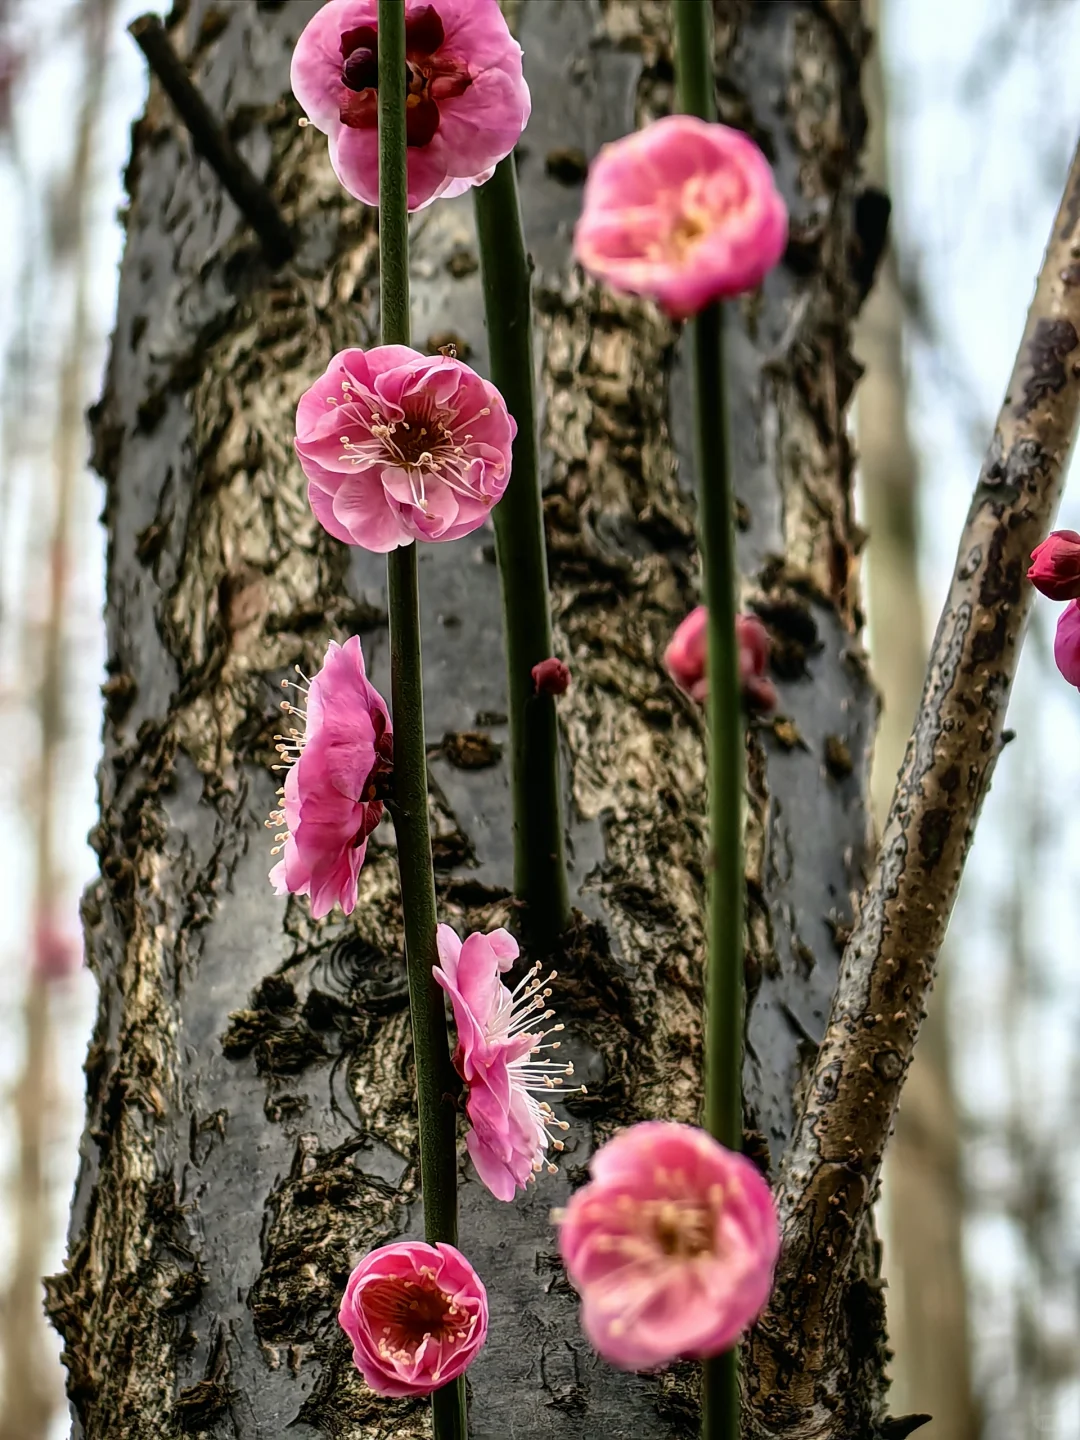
[{"left": 337, "top": 5, "right": 472, "bottom": 149}]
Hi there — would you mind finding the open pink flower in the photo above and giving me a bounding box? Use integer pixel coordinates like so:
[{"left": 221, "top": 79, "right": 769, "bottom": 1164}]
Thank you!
[
  {"left": 267, "top": 636, "right": 392, "bottom": 919},
  {"left": 296, "top": 346, "right": 515, "bottom": 552},
  {"left": 339, "top": 1240, "right": 488, "bottom": 1396},
  {"left": 291, "top": 0, "right": 530, "bottom": 211},
  {"left": 557, "top": 1122, "right": 779, "bottom": 1371},
  {"left": 434, "top": 924, "right": 579, "bottom": 1201},
  {"left": 1029, "top": 529, "right": 1080, "bottom": 601},
  {"left": 664, "top": 607, "right": 777, "bottom": 711},
  {"left": 1055, "top": 601, "right": 1080, "bottom": 687},
  {"left": 574, "top": 114, "right": 788, "bottom": 319}
]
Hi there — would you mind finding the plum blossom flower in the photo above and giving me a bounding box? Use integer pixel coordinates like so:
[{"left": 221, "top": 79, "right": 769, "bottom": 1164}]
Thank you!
[
  {"left": 664, "top": 607, "right": 777, "bottom": 711},
  {"left": 1029, "top": 529, "right": 1080, "bottom": 601},
  {"left": 291, "top": 0, "right": 531, "bottom": 211},
  {"left": 556, "top": 1121, "right": 779, "bottom": 1371},
  {"left": 532, "top": 656, "right": 570, "bottom": 696},
  {"left": 574, "top": 114, "right": 788, "bottom": 319},
  {"left": 339, "top": 1240, "right": 488, "bottom": 1396},
  {"left": 267, "top": 636, "right": 392, "bottom": 919},
  {"left": 433, "top": 924, "right": 581, "bottom": 1201},
  {"left": 296, "top": 346, "right": 516, "bottom": 552},
  {"left": 1055, "top": 600, "right": 1080, "bottom": 688}
]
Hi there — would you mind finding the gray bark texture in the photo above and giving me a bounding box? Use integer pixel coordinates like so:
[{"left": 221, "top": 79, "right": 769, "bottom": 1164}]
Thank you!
[{"left": 46, "top": 1, "right": 882, "bottom": 1436}]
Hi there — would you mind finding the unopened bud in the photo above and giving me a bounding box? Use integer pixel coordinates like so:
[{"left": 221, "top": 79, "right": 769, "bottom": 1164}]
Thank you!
[
  {"left": 1029, "top": 529, "right": 1080, "bottom": 600},
  {"left": 532, "top": 656, "right": 570, "bottom": 697}
]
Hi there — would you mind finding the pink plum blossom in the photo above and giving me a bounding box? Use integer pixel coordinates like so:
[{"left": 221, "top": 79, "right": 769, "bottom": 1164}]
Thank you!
[
  {"left": 664, "top": 607, "right": 777, "bottom": 711},
  {"left": 574, "top": 114, "right": 788, "bottom": 319},
  {"left": 1029, "top": 529, "right": 1080, "bottom": 601},
  {"left": 291, "top": 0, "right": 531, "bottom": 212},
  {"left": 433, "top": 924, "right": 579, "bottom": 1201},
  {"left": 1055, "top": 600, "right": 1080, "bottom": 688},
  {"left": 556, "top": 1121, "right": 779, "bottom": 1371},
  {"left": 338, "top": 1240, "right": 488, "bottom": 1396},
  {"left": 296, "top": 346, "right": 516, "bottom": 552},
  {"left": 532, "top": 656, "right": 570, "bottom": 696},
  {"left": 267, "top": 636, "right": 392, "bottom": 919}
]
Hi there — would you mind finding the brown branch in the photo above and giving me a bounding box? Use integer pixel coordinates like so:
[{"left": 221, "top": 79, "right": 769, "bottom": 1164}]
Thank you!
[
  {"left": 128, "top": 14, "right": 294, "bottom": 267},
  {"left": 748, "top": 134, "right": 1080, "bottom": 1436}
]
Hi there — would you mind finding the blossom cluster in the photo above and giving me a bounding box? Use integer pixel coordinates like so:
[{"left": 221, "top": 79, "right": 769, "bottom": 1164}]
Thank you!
[{"left": 266, "top": 0, "right": 790, "bottom": 1406}]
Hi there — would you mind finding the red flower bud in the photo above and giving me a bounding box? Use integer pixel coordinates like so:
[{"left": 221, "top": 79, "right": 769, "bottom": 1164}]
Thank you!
[
  {"left": 532, "top": 657, "right": 570, "bottom": 697},
  {"left": 1028, "top": 529, "right": 1080, "bottom": 600}
]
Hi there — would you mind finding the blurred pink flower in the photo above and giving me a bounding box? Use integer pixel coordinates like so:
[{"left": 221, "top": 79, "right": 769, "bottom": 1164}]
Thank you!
[
  {"left": 434, "top": 924, "right": 578, "bottom": 1200},
  {"left": 556, "top": 1121, "right": 779, "bottom": 1371},
  {"left": 736, "top": 614, "right": 778, "bottom": 712},
  {"left": 339, "top": 1240, "right": 488, "bottom": 1395},
  {"left": 531, "top": 656, "right": 570, "bottom": 696},
  {"left": 1029, "top": 529, "right": 1080, "bottom": 601},
  {"left": 664, "top": 605, "right": 708, "bottom": 702},
  {"left": 296, "top": 346, "right": 515, "bottom": 552},
  {"left": 291, "top": 0, "right": 530, "bottom": 211},
  {"left": 1055, "top": 600, "right": 1080, "bottom": 687},
  {"left": 268, "top": 636, "right": 392, "bottom": 918},
  {"left": 664, "top": 608, "right": 776, "bottom": 711},
  {"left": 574, "top": 114, "right": 788, "bottom": 319},
  {"left": 32, "top": 915, "right": 82, "bottom": 983}
]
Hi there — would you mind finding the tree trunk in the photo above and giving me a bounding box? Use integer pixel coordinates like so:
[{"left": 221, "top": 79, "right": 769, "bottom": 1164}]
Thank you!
[{"left": 47, "top": 2, "right": 879, "bottom": 1435}]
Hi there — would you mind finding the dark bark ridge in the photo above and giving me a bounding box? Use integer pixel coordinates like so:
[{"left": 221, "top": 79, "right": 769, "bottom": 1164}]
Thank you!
[
  {"left": 48, "top": 2, "right": 876, "bottom": 1437},
  {"left": 748, "top": 135, "right": 1080, "bottom": 1440}
]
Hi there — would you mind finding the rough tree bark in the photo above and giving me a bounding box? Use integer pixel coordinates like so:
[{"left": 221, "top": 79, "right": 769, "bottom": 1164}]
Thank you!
[{"left": 47, "top": 2, "right": 880, "bottom": 1436}]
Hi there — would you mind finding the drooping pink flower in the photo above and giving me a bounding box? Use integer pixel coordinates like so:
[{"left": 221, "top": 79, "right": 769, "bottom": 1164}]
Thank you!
[
  {"left": 338, "top": 1240, "right": 488, "bottom": 1396},
  {"left": 433, "top": 924, "right": 579, "bottom": 1201},
  {"left": 296, "top": 346, "right": 516, "bottom": 552},
  {"left": 574, "top": 114, "right": 788, "bottom": 319},
  {"left": 556, "top": 1121, "right": 779, "bottom": 1371},
  {"left": 1055, "top": 600, "right": 1080, "bottom": 688},
  {"left": 267, "top": 636, "right": 392, "bottom": 919},
  {"left": 290, "top": 0, "right": 531, "bottom": 212},
  {"left": 1029, "top": 529, "right": 1080, "bottom": 601},
  {"left": 664, "top": 608, "right": 777, "bottom": 711},
  {"left": 532, "top": 656, "right": 570, "bottom": 697}
]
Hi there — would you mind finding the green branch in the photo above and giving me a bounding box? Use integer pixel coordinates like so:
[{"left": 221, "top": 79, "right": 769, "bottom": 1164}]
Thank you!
[
  {"left": 474, "top": 159, "right": 571, "bottom": 952},
  {"left": 378, "top": 4, "right": 464, "bottom": 1435},
  {"left": 674, "top": 4, "right": 744, "bottom": 1438}
]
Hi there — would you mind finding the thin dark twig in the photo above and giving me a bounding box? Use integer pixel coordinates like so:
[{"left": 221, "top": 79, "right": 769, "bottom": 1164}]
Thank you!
[{"left": 128, "top": 13, "right": 294, "bottom": 266}]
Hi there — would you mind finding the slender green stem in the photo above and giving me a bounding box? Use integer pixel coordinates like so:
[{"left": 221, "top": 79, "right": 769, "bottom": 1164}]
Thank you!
[
  {"left": 378, "top": 5, "right": 464, "bottom": 1435},
  {"left": 675, "top": 4, "right": 744, "bottom": 1438},
  {"left": 474, "top": 160, "right": 571, "bottom": 952}
]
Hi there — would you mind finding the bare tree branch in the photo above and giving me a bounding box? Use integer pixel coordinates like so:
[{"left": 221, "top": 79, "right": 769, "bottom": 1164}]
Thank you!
[{"left": 749, "top": 133, "right": 1080, "bottom": 1437}]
